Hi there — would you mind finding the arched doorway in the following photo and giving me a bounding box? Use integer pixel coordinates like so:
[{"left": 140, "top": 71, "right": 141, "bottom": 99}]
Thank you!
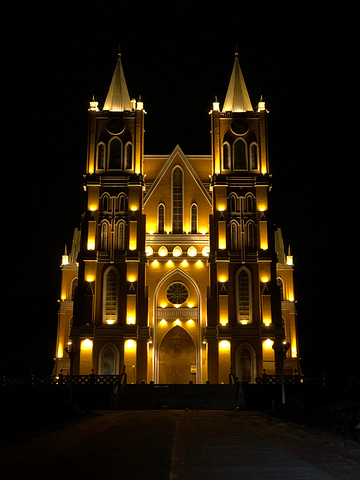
[
  {"left": 235, "top": 343, "right": 256, "bottom": 383},
  {"left": 159, "top": 326, "right": 196, "bottom": 384}
]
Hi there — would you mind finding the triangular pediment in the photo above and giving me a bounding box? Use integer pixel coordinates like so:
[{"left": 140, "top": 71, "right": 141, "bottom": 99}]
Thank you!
[{"left": 143, "top": 145, "right": 212, "bottom": 206}]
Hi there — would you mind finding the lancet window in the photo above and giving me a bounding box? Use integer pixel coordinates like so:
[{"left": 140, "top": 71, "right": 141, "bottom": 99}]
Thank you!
[
  {"left": 172, "top": 167, "right": 183, "bottom": 233},
  {"left": 103, "top": 268, "right": 118, "bottom": 324}
]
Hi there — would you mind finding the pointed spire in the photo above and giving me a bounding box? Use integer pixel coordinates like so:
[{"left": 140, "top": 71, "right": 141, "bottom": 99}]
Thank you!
[
  {"left": 222, "top": 53, "right": 253, "bottom": 113},
  {"left": 103, "top": 53, "right": 132, "bottom": 111}
]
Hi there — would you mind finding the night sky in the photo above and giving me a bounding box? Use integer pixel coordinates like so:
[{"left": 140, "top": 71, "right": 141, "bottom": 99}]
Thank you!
[{"left": 1, "top": 1, "right": 357, "bottom": 377}]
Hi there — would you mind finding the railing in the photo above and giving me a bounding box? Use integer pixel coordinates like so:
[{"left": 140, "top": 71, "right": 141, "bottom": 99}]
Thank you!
[
  {"left": 1, "top": 374, "right": 127, "bottom": 387},
  {"left": 255, "top": 374, "right": 326, "bottom": 386}
]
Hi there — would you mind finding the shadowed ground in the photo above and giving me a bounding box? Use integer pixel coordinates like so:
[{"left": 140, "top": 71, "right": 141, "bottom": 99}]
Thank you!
[{"left": 1, "top": 410, "right": 360, "bottom": 479}]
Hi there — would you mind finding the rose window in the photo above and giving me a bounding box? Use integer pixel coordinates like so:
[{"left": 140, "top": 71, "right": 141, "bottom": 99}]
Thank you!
[{"left": 166, "top": 282, "right": 189, "bottom": 305}]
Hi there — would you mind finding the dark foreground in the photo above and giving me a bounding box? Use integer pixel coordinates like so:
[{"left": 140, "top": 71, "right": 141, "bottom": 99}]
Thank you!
[{"left": 1, "top": 411, "right": 360, "bottom": 480}]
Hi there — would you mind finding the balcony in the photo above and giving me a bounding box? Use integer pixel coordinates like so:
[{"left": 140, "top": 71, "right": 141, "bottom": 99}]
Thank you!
[{"left": 156, "top": 307, "right": 198, "bottom": 320}]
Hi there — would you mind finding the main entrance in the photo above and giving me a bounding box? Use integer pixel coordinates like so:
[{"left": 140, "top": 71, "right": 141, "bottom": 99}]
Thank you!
[{"left": 159, "top": 326, "right": 196, "bottom": 384}]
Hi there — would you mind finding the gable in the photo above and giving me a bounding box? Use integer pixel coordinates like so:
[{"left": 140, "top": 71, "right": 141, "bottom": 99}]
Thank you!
[{"left": 143, "top": 145, "right": 212, "bottom": 207}]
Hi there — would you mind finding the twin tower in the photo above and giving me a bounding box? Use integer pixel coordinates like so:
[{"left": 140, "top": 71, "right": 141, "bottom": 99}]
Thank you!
[{"left": 54, "top": 53, "right": 300, "bottom": 383}]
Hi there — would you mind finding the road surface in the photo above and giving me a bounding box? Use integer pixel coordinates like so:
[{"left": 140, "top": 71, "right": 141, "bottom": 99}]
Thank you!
[{"left": 1, "top": 410, "right": 360, "bottom": 479}]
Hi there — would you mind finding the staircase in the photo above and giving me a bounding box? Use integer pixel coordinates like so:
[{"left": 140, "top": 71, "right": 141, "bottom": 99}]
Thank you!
[{"left": 113, "top": 384, "right": 240, "bottom": 410}]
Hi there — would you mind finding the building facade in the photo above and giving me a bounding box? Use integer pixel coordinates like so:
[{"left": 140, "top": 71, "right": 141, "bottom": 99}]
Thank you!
[{"left": 54, "top": 53, "right": 300, "bottom": 383}]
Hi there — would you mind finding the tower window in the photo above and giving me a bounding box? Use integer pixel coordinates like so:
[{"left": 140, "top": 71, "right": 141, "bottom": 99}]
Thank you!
[
  {"left": 237, "top": 268, "right": 252, "bottom": 324},
  {"left": 231, "top": 222, "right": 238, "bottom": 250},
  {"left": 103, "top": 269, "right": 118, "bottom": 324},
  {"left": 100, "top": 221, "right": 109, "bottom": 251},
  {"left": 246, "top": 222, "right": 255, "bottom": 249},
  {"left": 71, "top": 277, "right": 78, "bottom": 301},
  {"left": 118, "top": 194, "right": 126, "bottom": 212},
  {"left": 233, "top": 138, "right": 247, "bottom": 170},
  {"left": 246, "top": 194, "right": 254, "bottom": 213},
  {"left": 190, "top": 204, "right": 198, "bottom": 234},
  {"left": 108, "top": 137, "right": 122, "bottom": 170},
  {"left": 277, "top": 277, "right": 284, "bottom": 301},
  {"left": 172, "top": 167, "right": 183, "bottom": 234},
  {"left": 222, "top": 143, "right": 230, "bottom": 170},
  {"left": 250, "top": 143, "right": 258, "bottom": 170},
  {"left": 158, "top": 204, "right": 165, "bottom": 234},
  {"left": 229, "top": 194, "right": 237, "bottom": 213},
  {"left": 102, "top": 194, "right": 111, "bottom": 212},
  {"left": 117, "top": 222, "right": 125, "bottom": 250},
  {"left": 124, "top": 142, "right": 133, "bottom": 170},
  {"left": 97, "top": 143, "right": 106, "bottom": 170}
]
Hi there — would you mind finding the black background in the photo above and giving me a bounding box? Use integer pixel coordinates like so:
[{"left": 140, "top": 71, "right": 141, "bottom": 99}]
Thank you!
[{"left": 1, "top": 1, "right": 357, "bottom": 378}]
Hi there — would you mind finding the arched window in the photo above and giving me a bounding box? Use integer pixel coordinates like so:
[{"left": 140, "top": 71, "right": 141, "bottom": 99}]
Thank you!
[
  {"left": 245, "top": 194, "right": 254, "bottom": 213},
  {"left": 101, "top": 194, "right": 111, "bottom": 212},
  {"left": 118, "top": 194, "right": 126, "bottom": 212},
  {"left": 97, "top": 142, "right": 106, "bottom": 170},
  {"left": 108, "top": 137, "right": 122, "bottom": 170},
  {"left": 236, "top": 268, "right": 252, "bottom": 324},
  {"left": 222, "top": 143, "right": 230, "bottom": 170},
  {"left": 71, "top": 277, "right": 78, "bottom": 301},
  {"left": 246, "top": 221, "right": 255, "bottom": 249},
  {"left": 172, "top": 167, "right": 183, "bottom": 233},
  {"left": 277, "top": 277, "right": 284, "bottom": 301},
  {"left": 103, "top": 268, "right": 119, "bottom": 324},
  {"left": 100, "top": 221, "right": 109, "bottom": 251},
  {"left": 233, "top": 138, "right": 247, "bottom": 170},
  {"left": 124, "top": 142, "right": 133, "bottom": 170},
  {"left": 158, "top": 204, "right": 165, "bottom": 234},
  {"left": 231, "top": 221, "right": 238, "bottom": 250},
  {"left": 102, "top": 346, "right": 115, "bottom": 375},
  {"left": 250, "top": 142, "right": 259, "bottom": 170},
  {"left": 117, "top": 222, "right": 125, "bottom": 250},
  {"left": 229, "top": 194, "right": 237, "bottom": 213},
  {"left": 190, "top": 204, "right": 198, "bottom": 234}
]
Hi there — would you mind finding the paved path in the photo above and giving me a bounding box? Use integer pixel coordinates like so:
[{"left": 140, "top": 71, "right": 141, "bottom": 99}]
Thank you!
[{"left": 1, "top": 411, "right": 360, "bottom": 479}]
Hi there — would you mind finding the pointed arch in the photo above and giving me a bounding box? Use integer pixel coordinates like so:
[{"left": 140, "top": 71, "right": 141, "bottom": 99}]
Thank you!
[
  {"left": 101, "top": 193, "right": 111, "bottom": 213},
  {"left": 71, "top": 277, "right": 78, "bottom": 301},
  {"left": 96, "top": 142, "right": 106, "bottom": 170},
  {"left": 158, "top": 203, "right": 165, "bottom": 234},
  {"left": 277, "top": 277, "right": 284, "bottom": 301},
  {"left": 117, "top": 193, "right": 126, "bottom": 213},
  {"left": 108, "top": 137, "right": 122, "bottom": 170},
  {"left": 190, "top": 203, "right": 198, "bottom": 234},
  {"left": 98, "top": 342, "right": 120, "bottom": 375},
  {"left": 245, "top": 193, "right": 255, "bottom": 213},
  {"left": 233, "top": 138, "right": 248, "bottom": 170},
  {"left": 230, "top": 220, "right": 239, "bottom": 250},
  {"left": 116, "top": 220, "right": 126, "bottom": 250},
  {"left": 222, "top": 142, "right": 231, "bottom": 170},
  {"left": 249, "top": 142, "right": 259, "bottom": 170},
  {"left": 124, "top": 141, "right": 133, "bottom": 170},
  {"left": 153, "top": 267, "right": 202, "bottom": 383},
  {"left": 172, "top": 166, "right": 183, "bottom": 233},
  {"left": 229, "top": 193, "right": 237, "bottom": 213},
  {"left": 100, "top": 220, "right": 110, "bottom": 251},
  {"left": 246, "top": 220, "right": 256, "bottom": 249},
  {"left": 236, "top": 266, "right": 252, "bottom": 324},
  {"left": 235, "top": 343, "right": 257, "bottom": 383},
  {"left": 102, "top": 267, "right": 119, "bottom": 324}
]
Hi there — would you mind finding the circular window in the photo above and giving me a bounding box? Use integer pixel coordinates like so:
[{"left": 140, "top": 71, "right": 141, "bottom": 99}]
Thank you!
[
  {"left": 230, "top": 118, "right": 249, "bottom": 135},
  {"left": 166, "top": 282, "right": 189, "bottom": 305},
  {"left": 107, "top": 117, "right": 125, "bottom": 134}
]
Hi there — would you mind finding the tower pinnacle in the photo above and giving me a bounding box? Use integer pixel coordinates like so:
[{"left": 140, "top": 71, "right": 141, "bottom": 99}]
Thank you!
[
  {"left": 222, "top": 53, "right": 253, "bottom": 113},
  {"left": 103, "top": 53, "right": 132, "bottom": 111}
]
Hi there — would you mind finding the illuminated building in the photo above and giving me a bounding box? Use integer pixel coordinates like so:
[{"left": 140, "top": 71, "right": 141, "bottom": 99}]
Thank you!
[{"left": 53, "top": 52, "right": 301, "bottom": 383}]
